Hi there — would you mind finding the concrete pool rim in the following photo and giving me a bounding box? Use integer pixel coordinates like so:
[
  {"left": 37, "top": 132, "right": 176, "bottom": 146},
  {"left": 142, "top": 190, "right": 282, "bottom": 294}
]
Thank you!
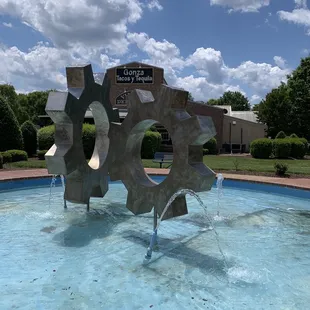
[{"left": 0, "top": 169, "right": 309, "bottom": 200}]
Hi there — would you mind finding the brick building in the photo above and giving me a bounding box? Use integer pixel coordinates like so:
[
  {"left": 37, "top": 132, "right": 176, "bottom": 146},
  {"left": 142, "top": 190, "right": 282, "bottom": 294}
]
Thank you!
[{"left": 40, "top": 61, "right": 267, "bottom": 153}]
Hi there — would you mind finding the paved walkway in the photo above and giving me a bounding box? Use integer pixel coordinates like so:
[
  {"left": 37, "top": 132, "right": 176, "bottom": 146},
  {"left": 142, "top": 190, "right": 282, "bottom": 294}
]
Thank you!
[{"left": 0, "top": 168, "right": 309, "bottom": 190}]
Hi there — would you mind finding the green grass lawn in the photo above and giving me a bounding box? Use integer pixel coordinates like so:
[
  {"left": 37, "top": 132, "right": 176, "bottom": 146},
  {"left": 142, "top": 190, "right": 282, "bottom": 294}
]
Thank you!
[{"left": 5, "top": 156, "right": 310, "bottom": 176}]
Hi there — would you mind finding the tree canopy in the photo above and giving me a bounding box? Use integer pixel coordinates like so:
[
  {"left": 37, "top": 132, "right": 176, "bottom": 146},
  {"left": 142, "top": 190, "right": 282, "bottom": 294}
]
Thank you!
[
  {"left": 0, "top": 84, "right": 51, "bottom": 125},
  {"left": 0, "top": 95, "right": 24, "bottom": 151},
  {"left": 188, "top": 92, "right": 194, "bottom": 101},
  {"left": 256, "top": 56, "right": 310, "bottom": 139},
  {"left": 207, "top": 91, "right": 251, "bottom": 111}
]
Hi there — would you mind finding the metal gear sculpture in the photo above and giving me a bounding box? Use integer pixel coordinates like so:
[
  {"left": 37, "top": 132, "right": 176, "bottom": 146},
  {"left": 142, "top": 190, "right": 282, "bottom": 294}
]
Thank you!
[
  {"left": 45, "top": 64, "right": 119, "bottom": 207},
  {"left": 108, "top": 85, "right": 216, "bottom": 220},
  {"left": 44, "top": 63, "right": 217, "bottom": 222}
]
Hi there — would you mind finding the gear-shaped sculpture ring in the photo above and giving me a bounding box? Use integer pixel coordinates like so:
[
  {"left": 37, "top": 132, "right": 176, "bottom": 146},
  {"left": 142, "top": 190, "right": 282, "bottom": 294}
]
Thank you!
[
  {"left": 45, "top": 64, "right": 119, "bottom": 205},
  {"left": 109, "top": 85, "right": 216, "bottom": 220}
]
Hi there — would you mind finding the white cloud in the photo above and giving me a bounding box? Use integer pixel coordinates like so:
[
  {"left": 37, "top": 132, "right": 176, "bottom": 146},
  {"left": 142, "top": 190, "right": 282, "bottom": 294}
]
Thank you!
[
  {"left": 2, "top": 22, "right": 12, "bottom": 28},
  {"left": 100, "top": 54, "right": 120, "bottom": 69},
  {"left": 0, "top": 1, "right": 291, "bottom": 105},
  {"left": 146, "top": 0, "right": 163, "bottom": 11},
  {"left": 0, "top": 42, "right": 121, "bottom": 91},
  {"left": 0, "top": 0, "right": 147, "bottom": 55},
  {"left": 278, "top": 0, "right": 310, "bottom": 35},
  {"left": 127, "top": 32, "right": 183, "bottom": 66},
  {"left": 273, "top": 56, "right": 286, "bottom": 68},
  {"left": 250, "top": 94, "right": 262, "bottom": 105},
  {"left": 228, "top": 61, "right": 290, "bottom": 96},
  {"left": 174, "top": 75, "right": 244, "bottom": 101},
  {"left": 186, "top": 48, "right": 227, "bottom": 84},
  {"left": 127, "top": 34, "right": 289, "bottom": 101},
  {"left": 127, "top": 32, "right": 185, "bottom": 82},
  {"left": 210, "top": 0, "right": 271, "bottom": 12},
  {"left": 295, "top": 0, "right": 307, "bottom": 9}
]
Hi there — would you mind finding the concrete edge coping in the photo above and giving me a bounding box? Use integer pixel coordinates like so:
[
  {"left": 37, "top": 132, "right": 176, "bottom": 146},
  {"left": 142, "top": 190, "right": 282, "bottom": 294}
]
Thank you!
[{"left": 0, "top": 168, "right": 309, "bottom": 191}]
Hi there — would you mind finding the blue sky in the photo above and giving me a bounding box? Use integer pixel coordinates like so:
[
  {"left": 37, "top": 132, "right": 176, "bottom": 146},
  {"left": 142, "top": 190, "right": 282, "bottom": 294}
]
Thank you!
[{"left": 0, "top": 0, "right": 309, "bottom": 104}]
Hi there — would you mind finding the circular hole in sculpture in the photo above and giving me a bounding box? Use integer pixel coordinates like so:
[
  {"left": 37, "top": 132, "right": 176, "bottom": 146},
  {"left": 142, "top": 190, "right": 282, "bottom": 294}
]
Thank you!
[
  {"left": 83, "top": 101, "right": 109, "bottom": 170},
  {"left": 126, "top": 120, "right": 174, "bottom": 186}
]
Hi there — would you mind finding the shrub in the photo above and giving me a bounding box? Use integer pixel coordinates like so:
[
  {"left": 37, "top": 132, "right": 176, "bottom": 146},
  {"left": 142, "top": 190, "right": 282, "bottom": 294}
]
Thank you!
[
  {"left": 38, "top": 124, "right": 97, "bottom": 159},
  {"left": 0, "top": 154, "right": 3, "bottom": 169},
  {"left": 141, "top": 130, "right": 162, "bottom": 159},
  {"left": 275, "top": 131, "right": 287, "bottom": 139},
  {"left": 82, "top": 124, "right": 96, "bottom": 159},
  {"left": 203, "top": 137, "right": 217, "bottom": 155},
  {"left": 274, "top": 162, "right": 288, "bottom": 176},
  {"left": 289, "top": 133, "right": 298, "bottom": 138},
  {"left": 0, "top": 151, "right": 12, "bottom": 163},
  {"left": 0, "top": 95, "right": 23, "bottom": 151},
  {"left": 37, "top": 150, "right": 47, "bottom": 160},
  {"left": 38, "top": 125, "right": 55, "bottom": 150},
  {"left": 6, "top": 150, "right": 28, "bottom": 162},
  {"left": 299, "top": 138, "right": 309, "bottom": 152},
  {"left": 289, "top": 138, "right": 306, "bottom": 159},
  {"left": 250, "top": 138, "right": 273, "bottom": 159},
  {"left": 203, "top": 148, "right": 209, "bottom": 155},
  {"left": 272, "top": 139, "right": 291, "bottom": 159},
  {"left": 21, "top": 120, "right": 37, "bottom": 156}
]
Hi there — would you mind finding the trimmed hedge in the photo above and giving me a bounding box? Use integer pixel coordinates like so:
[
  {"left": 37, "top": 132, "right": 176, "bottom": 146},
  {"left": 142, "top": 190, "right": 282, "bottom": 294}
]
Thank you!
[
  {"left": 0, "top": 154, "right": 3, "bottom": 169},
  {"left": 21, "top": 120, "right": 37, "bottom": 156},
  {"left": 0, "top": 151, "right": 12, "bottom": 163},
  {"left": 0, "top": 95, "right": 23, "bottom": 151},
  {"left": 141, "top": 130, "right": 162, "bottom": 159},
  {"left": 289, "top": 138, "right": 306, "bottom": 159},
  {"left": 6, "top": 150, "right": 28, "bottom": 162},
  {"left": 250, "top": 138, "right": 273, "bottom": 159},
  {"left": 275, "top": 131, "right": 286, "bottom": 139},
  {"left": 37, "top": 150, "right": 47, "bottom": 160},
  {"left": 82, "top": 124, "right": 96, "bottom": 159},
  {"left": 203, "top": 137, "right": 217, "bottom": 155},
  {"left": 273, "top": 139, "right": 291, "bottom": 159},
  {"left": 289, "top": 133, "right": 298, "bottom": 138},
  {"left": 299, "top": 138, "right": 309, "bottom": 152},
  {"left": 38, "top": 124, "right": 97, "bottom": 159},
  {"left": 38, "top": 125, "right": 55, "bottom": 150}
]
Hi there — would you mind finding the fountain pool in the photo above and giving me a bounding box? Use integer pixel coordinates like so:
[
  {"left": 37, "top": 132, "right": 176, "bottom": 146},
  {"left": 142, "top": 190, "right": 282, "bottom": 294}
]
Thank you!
[{"left": 1, "top": 176, "right": 310, "bottom": 309}]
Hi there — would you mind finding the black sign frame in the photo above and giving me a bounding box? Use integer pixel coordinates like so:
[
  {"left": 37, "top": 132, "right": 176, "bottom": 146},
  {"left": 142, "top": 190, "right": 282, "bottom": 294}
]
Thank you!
[{"left": 115, "top": 67, "right": 154, "bottom": 84}]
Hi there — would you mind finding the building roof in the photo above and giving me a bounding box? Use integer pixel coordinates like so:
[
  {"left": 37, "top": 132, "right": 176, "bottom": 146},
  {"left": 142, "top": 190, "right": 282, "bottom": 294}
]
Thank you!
[
  {"left": 230, "top": 111, "right": 259, "bottom": 123},
  {"left": 213, "top": 105, "right": 259, "bottom": 123}
]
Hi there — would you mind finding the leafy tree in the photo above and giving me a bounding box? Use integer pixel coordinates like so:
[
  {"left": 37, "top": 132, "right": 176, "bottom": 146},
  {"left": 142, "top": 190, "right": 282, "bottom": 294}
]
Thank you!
[
  {"left": 0, "top": 96, "right": 23, "bottom": 151},
  {"left": 188, "top": 92, "right": 194, "bottom": 101},
  {"left": 286, "top": 57, "right": 310, "bottom": 140},
  {"left": 26, "top": 91, "right": 50, "bottom": 123},
  {"left": 252, "top": 104, "right": 259, "bottom": 111},
  {"left": 256, "top": 83, "right": 291, "bottom": 138},
  {"left": 0, "top": 84, "right": 18, "bottom": 115},
  {"left": 256, "top": 56, "right": 310, "bottom": 140},
  {"left": 207, "top": 91, "right": 250, "bottom": 111},
  {"left": 207, "top": 98, "right": 220, "bottom": 105}
]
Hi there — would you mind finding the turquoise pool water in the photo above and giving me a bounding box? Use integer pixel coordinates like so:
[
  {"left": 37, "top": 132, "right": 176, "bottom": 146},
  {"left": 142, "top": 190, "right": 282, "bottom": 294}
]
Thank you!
[{"left": 1, "top": 179, "right": 310, "bottom": 309}]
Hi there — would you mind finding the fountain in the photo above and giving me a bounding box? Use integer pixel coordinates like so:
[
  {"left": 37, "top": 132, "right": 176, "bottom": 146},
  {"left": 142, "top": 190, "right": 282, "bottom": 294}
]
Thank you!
[
  {"left": 1, "top": 63, "right": 310, "bottom": 309},
  {"left": 144, "top": 188, "right": 227, "bottom": 265},
  {"left": 49, "top": 175, "right": 67, "bottom": 209}
]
